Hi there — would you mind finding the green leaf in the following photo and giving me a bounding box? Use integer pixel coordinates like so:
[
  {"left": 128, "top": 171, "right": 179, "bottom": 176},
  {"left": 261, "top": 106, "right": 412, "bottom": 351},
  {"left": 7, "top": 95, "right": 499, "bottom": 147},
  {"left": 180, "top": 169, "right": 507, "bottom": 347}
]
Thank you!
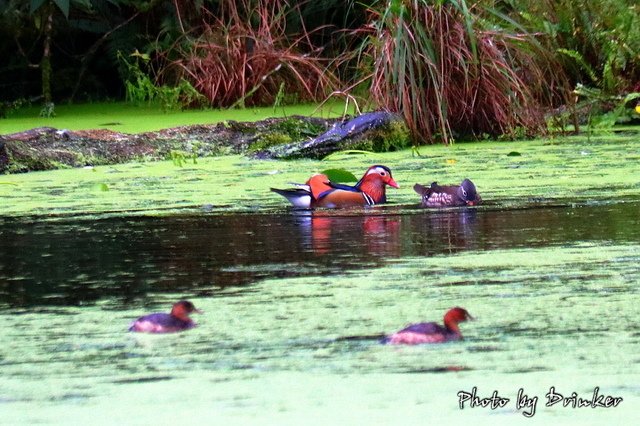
[
  {"left": 30, "top": 0, "right": 47, "bottom": 14},
  {"left": 53, "top": 0, "right": 70, "bottom": 18},
  {"left": 69, "top": 19, "right": 110, "bottom": 34},
  {"left": 320, "top": 168, "right": 357, "bottom": 183},
  {"left": 623, "top": 92, "right": 640, "bottom": 104},
  {"left": 93, "top": 183, "right": 109, "bottom": 192},
  {"left": 558, "top": 49, "right": 598, "bottom": 83},
  {"left": 507, "top": 151, "right": 522, "bottom": 157}
]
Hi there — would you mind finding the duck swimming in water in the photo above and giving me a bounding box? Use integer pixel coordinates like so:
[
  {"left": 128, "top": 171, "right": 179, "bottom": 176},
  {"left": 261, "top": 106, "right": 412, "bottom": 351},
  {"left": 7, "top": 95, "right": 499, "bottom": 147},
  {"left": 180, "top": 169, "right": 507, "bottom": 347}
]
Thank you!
[
  {"left": 414, "top": 179, "right": 481, "bottom": 207},
  {"left": 129, "top": 300, "right": 202, "bottom": 333},
  {"left": 382, "top": 307, "right": 473, "bottom": 344},
  {"left": 271, "top": 165, "right": 399, "bottom": 208}
]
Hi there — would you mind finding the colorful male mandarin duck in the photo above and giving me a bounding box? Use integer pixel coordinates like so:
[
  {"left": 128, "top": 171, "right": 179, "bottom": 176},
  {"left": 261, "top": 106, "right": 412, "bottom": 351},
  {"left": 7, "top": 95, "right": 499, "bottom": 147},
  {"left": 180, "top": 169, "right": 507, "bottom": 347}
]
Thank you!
[
  {"left": 382, "top": 307, "right": 474, "bottom": 345},
  {"left": 129, "top": 300, "right": 202, "bottom": 333},
  {"left": 413, "top": 179, "right": 481, "bottom": 207},
  {"left": 271, "top": 165, "right": 399, "bottom": 208}
]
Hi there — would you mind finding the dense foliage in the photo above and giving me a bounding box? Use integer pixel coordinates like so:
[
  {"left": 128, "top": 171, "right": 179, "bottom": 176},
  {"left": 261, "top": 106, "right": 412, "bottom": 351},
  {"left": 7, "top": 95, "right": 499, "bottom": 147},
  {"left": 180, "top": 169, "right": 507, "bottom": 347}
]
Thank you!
[
  {"left": 359, "top": 0, "right": 551, "bottom": 143},
  {"left": 164, "top": 0, "right": 338, "bottom": 108},
  {"left": 0, "top": 0, "right": 638, "bottom": 142}
]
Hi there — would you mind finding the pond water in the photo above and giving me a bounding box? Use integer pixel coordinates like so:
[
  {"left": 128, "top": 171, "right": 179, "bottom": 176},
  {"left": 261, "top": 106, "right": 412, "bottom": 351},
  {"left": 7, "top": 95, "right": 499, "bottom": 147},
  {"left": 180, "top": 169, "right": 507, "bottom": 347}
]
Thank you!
[{"left": 1, "top": 201, "right": 639, "bottom": 425}]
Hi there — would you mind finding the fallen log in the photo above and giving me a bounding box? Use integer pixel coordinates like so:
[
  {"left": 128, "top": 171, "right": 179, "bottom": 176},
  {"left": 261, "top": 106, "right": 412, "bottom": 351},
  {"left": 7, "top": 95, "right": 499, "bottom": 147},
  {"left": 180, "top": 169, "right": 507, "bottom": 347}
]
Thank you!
[
  {"left": 0, "top": 112, "right": 405, "bottom": 173},
  {"left": 255, "top": 111, "right": 402, "bottom": 159}
]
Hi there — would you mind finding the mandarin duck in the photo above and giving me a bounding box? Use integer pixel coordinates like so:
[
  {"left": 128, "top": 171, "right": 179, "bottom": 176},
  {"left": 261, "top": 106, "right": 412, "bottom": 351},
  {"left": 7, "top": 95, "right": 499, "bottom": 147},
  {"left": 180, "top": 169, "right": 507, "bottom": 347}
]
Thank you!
[
  {"left": 271, "top": 165, "right": 399, "bottom": 208},
  {"left": 382, "top": 307, "right": 474, "bottom": 345},
  {"left": 129, "top": 300, "right": 202, "bottom": 333},
  {"left": 413, "top": 179, "right": 481, "bottom": 207}
]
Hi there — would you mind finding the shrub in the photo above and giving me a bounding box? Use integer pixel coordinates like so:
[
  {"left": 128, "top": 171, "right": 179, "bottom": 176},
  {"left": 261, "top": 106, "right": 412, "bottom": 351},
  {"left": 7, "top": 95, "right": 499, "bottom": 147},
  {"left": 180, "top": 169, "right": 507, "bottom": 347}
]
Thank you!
[
  {"left": 165, "top": 0, "right": 339, "bottom": 108},
  {"left": 511, "top": 0, "right": 640, "bottom": 95},
  {"left": 356, "top": 0, "right": 553, "bottom": 144}
]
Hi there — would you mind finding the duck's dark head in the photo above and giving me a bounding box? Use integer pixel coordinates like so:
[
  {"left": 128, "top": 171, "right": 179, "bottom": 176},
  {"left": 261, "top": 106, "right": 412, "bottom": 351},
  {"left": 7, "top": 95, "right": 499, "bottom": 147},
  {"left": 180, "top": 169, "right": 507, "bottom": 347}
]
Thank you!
[
  {"left": 171, "top": 300, "right": 202, "bottom": 320},
  {"left": 457, "top": 179, "right": 480, "bottom": 205}
]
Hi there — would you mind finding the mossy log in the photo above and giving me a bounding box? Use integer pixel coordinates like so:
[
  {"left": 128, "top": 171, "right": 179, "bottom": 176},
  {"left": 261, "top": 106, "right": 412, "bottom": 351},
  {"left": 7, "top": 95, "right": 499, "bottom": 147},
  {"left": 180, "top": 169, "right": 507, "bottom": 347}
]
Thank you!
[
  {"left": 255, "top": 111, "right": 404, "bottom": 159},
  {"left": 0, "top": 112, "right": 407, "bottom": 173}
]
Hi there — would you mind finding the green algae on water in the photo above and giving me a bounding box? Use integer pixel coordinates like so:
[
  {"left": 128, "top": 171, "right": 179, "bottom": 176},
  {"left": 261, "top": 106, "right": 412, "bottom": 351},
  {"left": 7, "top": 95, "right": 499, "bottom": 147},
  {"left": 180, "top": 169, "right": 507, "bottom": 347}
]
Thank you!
[{"left": 1, "top": 132, "right": 640, "bottom": 217}]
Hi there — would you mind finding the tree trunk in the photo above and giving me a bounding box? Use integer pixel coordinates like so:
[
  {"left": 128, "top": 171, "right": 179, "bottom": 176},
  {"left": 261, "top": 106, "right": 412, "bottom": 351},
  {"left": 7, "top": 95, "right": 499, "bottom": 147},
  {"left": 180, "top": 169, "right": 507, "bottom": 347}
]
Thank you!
[{"left": 41, "top": 2, "right": 54, "bottom": 117}]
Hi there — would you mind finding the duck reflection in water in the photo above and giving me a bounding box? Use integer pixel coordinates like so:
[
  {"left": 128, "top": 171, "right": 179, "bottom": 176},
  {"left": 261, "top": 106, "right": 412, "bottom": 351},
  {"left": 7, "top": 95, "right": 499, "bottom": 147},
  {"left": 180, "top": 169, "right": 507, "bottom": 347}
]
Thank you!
[
  {"left": 291, "top": 208, "right": 480, "bottom": 258},
  {"left": 414, "top": 209, "right": 480, "bottom": 253},
  {"left": 293, "top": 210, "right": 402, "bottom": 258}
]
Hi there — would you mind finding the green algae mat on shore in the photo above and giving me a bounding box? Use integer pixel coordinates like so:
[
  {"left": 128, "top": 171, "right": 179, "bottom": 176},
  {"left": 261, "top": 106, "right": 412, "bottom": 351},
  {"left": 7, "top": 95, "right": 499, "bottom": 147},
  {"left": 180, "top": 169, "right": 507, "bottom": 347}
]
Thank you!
[
  {"left": 0, "top": 102, "right": 353, "bottom": 135},
  {"left": 1, "top": 131, "right": 639, "bottom": 218}
]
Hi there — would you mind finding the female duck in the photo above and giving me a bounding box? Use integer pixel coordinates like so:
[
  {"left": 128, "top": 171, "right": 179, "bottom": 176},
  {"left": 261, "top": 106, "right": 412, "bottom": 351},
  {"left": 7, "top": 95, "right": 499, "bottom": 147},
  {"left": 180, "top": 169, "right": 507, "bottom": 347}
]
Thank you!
[
  {"left": 414, "top": 179, "right": 481, "bottom": 207},
  {"left": 129, "top": 300, "right": 202, "bottom": 333},
  {"left": 383, "top": 307, "right": 473, "bottom": 345}
]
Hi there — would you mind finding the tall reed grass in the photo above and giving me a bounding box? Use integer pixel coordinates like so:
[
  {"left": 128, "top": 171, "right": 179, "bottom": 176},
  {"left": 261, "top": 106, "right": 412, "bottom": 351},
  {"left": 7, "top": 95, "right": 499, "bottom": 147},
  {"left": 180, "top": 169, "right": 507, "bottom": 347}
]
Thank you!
[
  {"left": 166, "top": 0, "right": 338, "bottom": 108},
  {"left": 357, "top": 0, "right": 557, "bottom": 144}
]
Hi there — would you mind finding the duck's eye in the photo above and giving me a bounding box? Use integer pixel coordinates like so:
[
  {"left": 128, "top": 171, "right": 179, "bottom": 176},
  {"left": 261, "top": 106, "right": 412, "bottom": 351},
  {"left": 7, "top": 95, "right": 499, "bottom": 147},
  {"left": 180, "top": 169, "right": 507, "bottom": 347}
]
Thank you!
[
  {"left": 461, "top": 188, "right": 467, "bottom": 197},
  {"left": 380, "top": 171, "right": 386, "bottom": 176}
]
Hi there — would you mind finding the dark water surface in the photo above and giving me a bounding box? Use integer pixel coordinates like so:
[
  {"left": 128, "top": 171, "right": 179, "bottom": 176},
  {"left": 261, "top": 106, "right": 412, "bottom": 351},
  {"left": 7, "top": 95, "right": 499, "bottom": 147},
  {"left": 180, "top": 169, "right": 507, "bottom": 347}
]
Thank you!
[
  {"left": 1, "top": 201, "right": 639, "bottom": 307},
  {"left": 1, "top": 202, "right": 639, "bottom": 424}
]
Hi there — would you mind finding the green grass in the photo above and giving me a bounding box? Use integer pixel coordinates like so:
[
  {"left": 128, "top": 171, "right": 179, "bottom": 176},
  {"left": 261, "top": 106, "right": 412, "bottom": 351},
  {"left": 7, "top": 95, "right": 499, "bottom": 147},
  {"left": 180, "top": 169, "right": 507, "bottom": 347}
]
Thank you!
[{"left": 0, "top": 101, "right": 353, "bottom": 135}]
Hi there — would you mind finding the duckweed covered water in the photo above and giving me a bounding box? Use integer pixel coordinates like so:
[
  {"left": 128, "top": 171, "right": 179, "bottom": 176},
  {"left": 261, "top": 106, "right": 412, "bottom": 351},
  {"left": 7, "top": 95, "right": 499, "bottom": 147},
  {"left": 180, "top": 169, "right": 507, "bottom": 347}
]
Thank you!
[
  {"left": 1, "top": 133, "right": 640, "bottom": 217},
  {"left": 2, "top": 131, "right": 640, "bottom": 424},
  {"left": 1, "top": 202, "right": 639, "bottom": 425}
]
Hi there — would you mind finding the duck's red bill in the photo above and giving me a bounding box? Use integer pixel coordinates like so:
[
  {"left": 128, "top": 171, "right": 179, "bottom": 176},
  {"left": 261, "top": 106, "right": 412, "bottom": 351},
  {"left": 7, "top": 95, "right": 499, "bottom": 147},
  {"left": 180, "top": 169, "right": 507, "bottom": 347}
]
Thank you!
[{"left": 387, "top": 178, "right": 400, "bottom": 189}]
